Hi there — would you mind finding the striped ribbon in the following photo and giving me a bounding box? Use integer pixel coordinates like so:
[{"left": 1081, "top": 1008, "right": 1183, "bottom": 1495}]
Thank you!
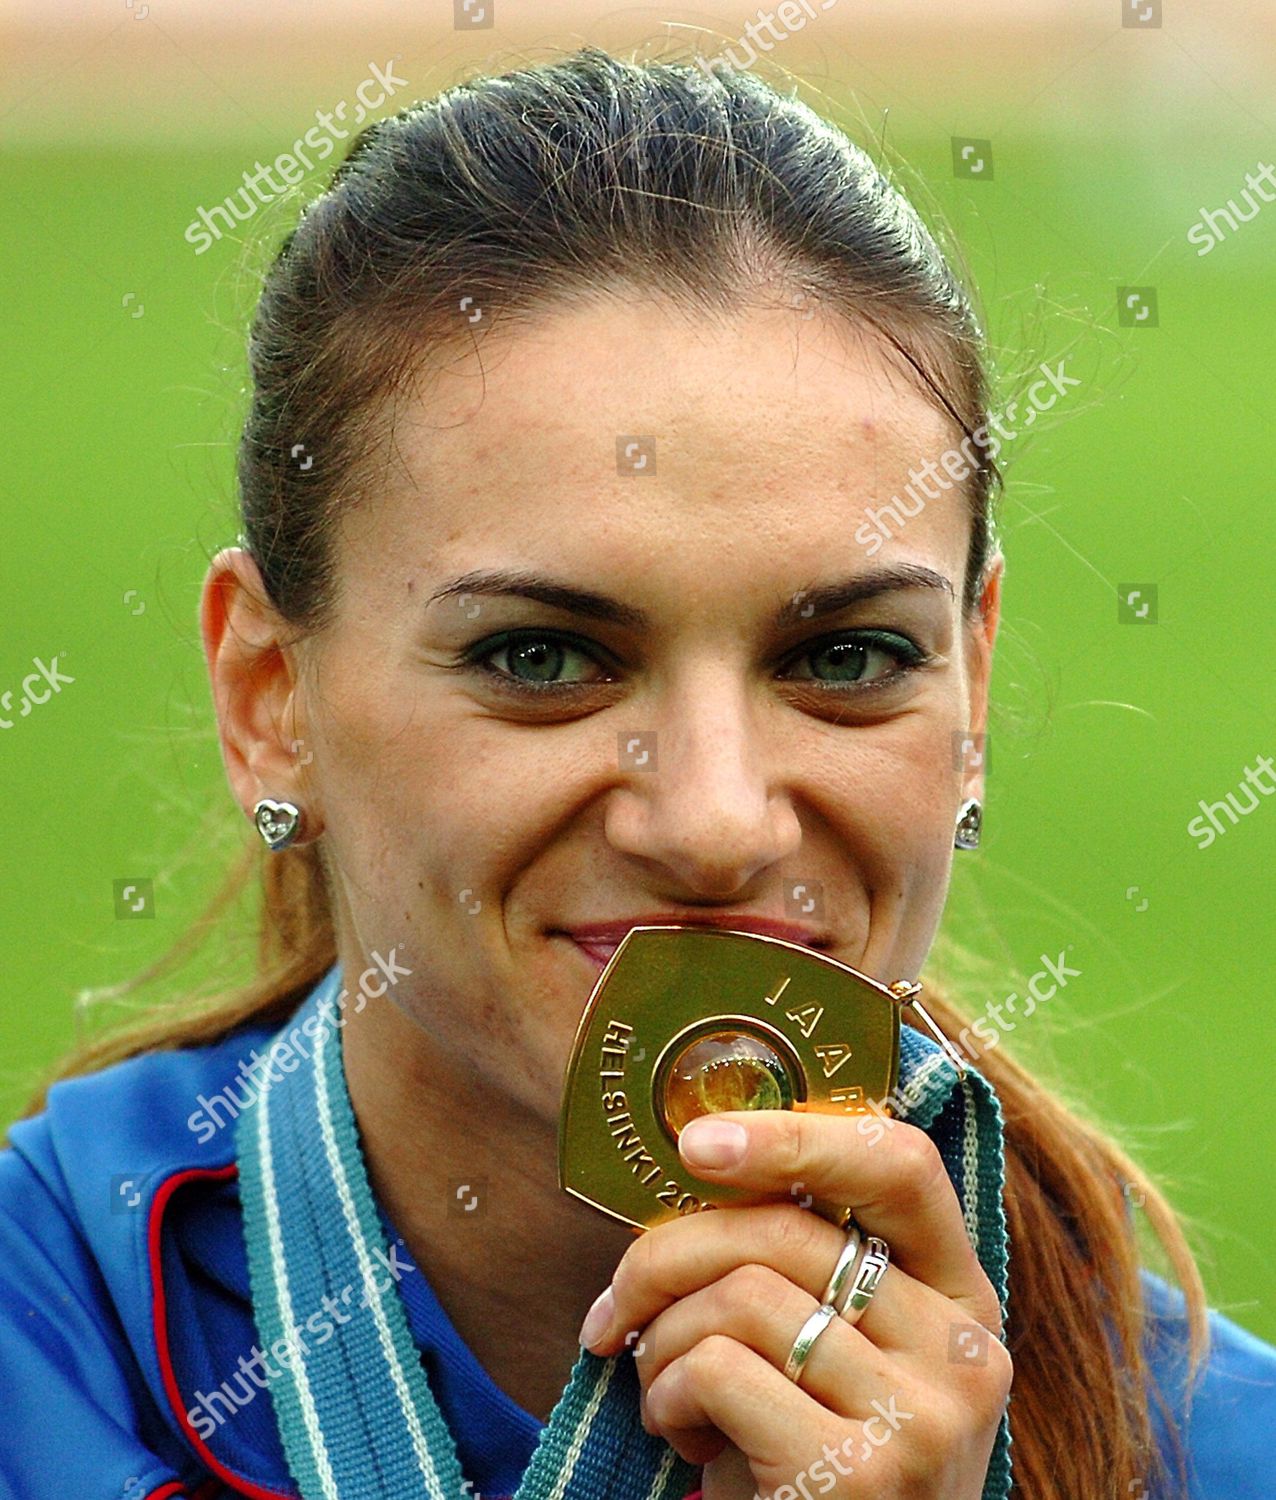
[{"left": 235, "top": 965, "right": 1013, "bottom": 1498}]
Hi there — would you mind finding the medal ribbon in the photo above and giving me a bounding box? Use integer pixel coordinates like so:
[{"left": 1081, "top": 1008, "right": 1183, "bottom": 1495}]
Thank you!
[{"left": 235, "top": 965, "right": 1013, "bottom": 1498}]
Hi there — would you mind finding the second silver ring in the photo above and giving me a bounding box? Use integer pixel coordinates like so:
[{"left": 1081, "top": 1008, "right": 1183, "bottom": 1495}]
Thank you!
[{"left": 836, "top": 1234, "right": 890, "bottom": 1326}]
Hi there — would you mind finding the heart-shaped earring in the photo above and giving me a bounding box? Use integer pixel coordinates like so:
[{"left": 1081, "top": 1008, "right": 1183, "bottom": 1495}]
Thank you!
[
  {"left": 254, "top": 797, "right": 302, "bottom": 852},
  {"left": 954, "top": 796, "right": 982, "bottom": 850}
]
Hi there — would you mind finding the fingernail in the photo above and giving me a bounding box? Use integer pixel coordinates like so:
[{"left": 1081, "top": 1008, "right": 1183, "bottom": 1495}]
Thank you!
[
  {"left": 679, "top": 1117, "right": 748, "bottom": 1168},
  {"left": 579, "top": 1285, "right": 614, "bottom": 1348}
]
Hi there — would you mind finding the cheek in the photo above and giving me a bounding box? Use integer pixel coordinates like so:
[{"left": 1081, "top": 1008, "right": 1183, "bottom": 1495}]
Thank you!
[
  {"left": 421, "top": 731, "right": 592, "bottom": 885},
  {"left": 821, "top": 716, "right": 960, "bottom": 836},
  {"left": 808, "top": 725, "right": 960, "bottom": 944},
  {"left": 312, "top": 667, "right": 473, "bottom": 843}
]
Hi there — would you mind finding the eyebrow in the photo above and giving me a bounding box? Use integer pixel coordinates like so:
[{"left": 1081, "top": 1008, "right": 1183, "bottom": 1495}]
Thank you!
[{"left": 426, "top": 562, "right": 955, "bottom": 630}]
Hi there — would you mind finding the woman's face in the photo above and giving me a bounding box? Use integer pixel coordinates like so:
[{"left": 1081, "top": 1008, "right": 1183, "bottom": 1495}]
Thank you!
[{"left": 210, "top": 297, "right": 1001, "bottom": 1122}]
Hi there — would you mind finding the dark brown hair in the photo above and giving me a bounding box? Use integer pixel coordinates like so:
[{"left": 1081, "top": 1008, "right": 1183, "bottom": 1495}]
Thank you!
[{"left": 16, "top": 44, "right": 1207, "bottom": 1497}]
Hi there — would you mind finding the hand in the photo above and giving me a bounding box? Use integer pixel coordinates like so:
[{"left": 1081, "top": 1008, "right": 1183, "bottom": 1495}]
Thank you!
[{"left": 577, "top": 1109, "right": 1012, "bottom": 1499}]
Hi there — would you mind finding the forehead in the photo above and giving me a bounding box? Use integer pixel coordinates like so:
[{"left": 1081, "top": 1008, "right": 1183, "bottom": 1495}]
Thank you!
[{"left": 350, "top": 297, "right": 971, "bottom": 590}]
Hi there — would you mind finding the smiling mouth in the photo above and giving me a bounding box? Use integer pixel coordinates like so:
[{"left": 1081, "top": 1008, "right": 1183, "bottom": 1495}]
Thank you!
[
  {"left": 557, "top": 923, "right": 830, "bottom": 975},
  {"left": 565, "top": 937, "right": 621, "bottom": 972}
]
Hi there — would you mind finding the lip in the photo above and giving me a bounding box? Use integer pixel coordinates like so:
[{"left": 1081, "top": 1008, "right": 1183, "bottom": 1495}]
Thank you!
[{"left": 556, "top": 913, "right": 833, "bottom": 963}]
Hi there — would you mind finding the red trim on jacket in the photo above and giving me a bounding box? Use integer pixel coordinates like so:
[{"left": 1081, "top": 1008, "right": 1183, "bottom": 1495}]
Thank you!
[{"left": 148, "top": 1163, "right": 294, "bottom": 1500}]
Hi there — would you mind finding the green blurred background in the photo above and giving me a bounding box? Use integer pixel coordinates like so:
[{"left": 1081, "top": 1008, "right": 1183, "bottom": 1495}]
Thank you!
[{"left": 2, "top": 6, "right": 1272, "bottom": 1342}]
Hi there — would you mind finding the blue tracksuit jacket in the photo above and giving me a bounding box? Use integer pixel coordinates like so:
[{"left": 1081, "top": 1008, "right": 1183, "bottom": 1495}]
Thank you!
[{"left": 1, "top": 998, "right": 1273, "bottom": 1498}]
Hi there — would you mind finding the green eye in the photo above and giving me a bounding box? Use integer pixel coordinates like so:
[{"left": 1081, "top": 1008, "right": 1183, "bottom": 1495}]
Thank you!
[
  {"left": 784, "top": 630, "right": 926, "bottom": 687},
  {"left": 464, "top": 630, "right": 614, "bottom": 692}
]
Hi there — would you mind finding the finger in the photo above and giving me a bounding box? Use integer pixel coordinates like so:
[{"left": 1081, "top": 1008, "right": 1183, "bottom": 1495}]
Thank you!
[
  {"left": 638, "top": 1383, "right": 730, "bottom": 1471},
  {"left": 674, "top": 1110, "right": 1000, "bottom": 1327},
  {"left": 586, "top": 1201, "right": 929, "bottom": 1357},
  {"left": 643, "top": 1334, "right": 869, "bottom": 1488},
  {"left": 631, "top": 1261, "right": 898, "bottom": 1421}
]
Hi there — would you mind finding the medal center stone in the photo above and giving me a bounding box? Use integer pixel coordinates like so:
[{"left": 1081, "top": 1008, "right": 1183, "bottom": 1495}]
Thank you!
[{"left": 661, "top": 1030, "right": 795, "bottom": 1136}]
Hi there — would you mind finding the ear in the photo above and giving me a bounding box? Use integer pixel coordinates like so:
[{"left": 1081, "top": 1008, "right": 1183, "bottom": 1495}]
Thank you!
[
  {"left": 960, "top": 549, "right": 1003, "bottom": 806},
  {"left": 200, "top": 546, "right": 322, "bottom": 844}
]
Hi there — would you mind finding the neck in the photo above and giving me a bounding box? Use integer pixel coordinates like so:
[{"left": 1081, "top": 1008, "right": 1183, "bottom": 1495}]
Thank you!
[{"left": 342, "top": 993, "right": 636, "bottom": 1424}]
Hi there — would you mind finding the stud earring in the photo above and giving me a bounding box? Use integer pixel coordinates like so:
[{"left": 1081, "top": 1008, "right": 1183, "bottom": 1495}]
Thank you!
[
  {"left": 954, "top": 797, "right": 982, "bottom": 850},
  {"left": 253, "top": 797, "right": 302, "bottom": 852}
]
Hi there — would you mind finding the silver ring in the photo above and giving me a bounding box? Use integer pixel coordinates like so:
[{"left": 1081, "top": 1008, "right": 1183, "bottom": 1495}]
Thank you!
[
  {"left": 819, "top": 1221, "right": 863, "bottom": 1308},
  {"left": 837, "top": 1235, "right": 890, "bottom": 1326},
  {"left": 782, "top": 1302, "right": 839, "bottom": 1385}
]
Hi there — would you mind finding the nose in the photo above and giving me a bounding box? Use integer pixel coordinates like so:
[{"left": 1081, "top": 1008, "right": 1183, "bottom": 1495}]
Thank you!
[{"left": 603, "top": 673, "right": 803, "bottom": 897}]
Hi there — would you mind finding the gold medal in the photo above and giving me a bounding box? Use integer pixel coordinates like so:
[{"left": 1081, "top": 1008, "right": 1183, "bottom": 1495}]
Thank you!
[{"left": 558, "top": 925, "right": 962, "bottom": 1232}]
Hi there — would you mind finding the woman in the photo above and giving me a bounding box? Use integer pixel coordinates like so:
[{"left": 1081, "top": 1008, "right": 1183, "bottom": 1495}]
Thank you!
[{"left": 2, "top": 45, "right": 1273, "bottom": 1500}]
